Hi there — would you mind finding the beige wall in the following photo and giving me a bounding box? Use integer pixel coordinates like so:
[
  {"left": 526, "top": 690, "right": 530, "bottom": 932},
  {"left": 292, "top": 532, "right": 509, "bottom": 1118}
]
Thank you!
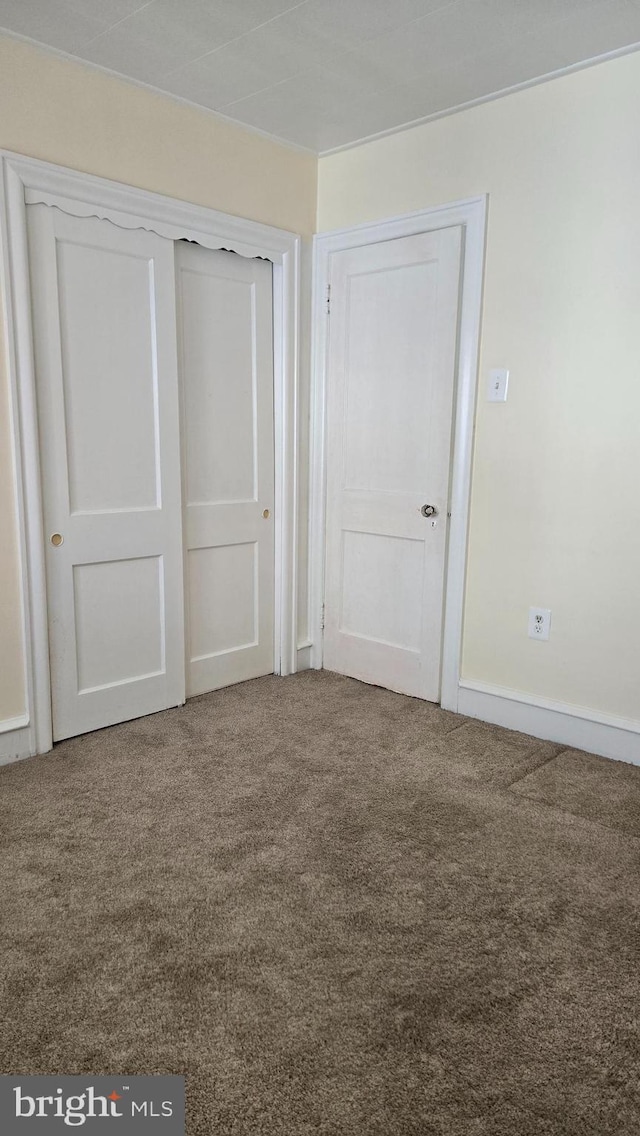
[
  {"left": 318, "top": 51, "right": 640, "bottom": 723},
  {"left": 0, "top": 33, "right": 316, "bottom": 723}
]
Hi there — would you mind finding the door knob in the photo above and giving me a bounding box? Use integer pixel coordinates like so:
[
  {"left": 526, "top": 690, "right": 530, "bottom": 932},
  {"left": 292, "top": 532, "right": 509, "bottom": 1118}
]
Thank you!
[
  {"left": 50, "top": 533, "right": 64, "bottom": 546},
  {"left": 421, "top": 504, "right": 437, "bottom": 518}
]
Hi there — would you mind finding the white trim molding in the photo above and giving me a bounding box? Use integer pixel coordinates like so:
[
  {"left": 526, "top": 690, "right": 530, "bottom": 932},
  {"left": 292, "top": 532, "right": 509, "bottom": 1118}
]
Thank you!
[
  {"left": 459, "top": 680, "right": 640, "bottom": 766},
  {"left": 308, "top": 197, "right": 487, "bottom": 708},
  {"left": 0, "top": 713, "right": 29, "bottom": 734},
  {"left": 0, "top": 715, "right": 31, "bottom": 766},
  {"left": 0, "top": 149, "right": 302, "bottom": 758}
]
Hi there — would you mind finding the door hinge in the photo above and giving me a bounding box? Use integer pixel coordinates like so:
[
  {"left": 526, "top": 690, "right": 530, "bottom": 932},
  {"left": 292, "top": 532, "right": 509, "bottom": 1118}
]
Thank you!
[
  {"left": 326, "top": 283, "right": 331, "bottom": 315},
  {"left": 320, "top": 602, "right": 325, "bottom": 631}
]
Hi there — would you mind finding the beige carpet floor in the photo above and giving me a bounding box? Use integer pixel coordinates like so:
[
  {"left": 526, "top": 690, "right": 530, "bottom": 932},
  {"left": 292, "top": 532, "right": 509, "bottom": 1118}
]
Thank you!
[{"left": 1, "top": 670, "right": 640, "bottom": 1134}]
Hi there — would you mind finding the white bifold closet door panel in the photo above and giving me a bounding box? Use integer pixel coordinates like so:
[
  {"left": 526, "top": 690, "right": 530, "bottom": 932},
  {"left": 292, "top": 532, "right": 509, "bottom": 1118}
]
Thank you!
[
  {"left": 175, "top": 242, "right": 275, "bottom": 696},
  {"left": 27, "top": 205, "right": 185, "bottom": 741},
  {"left": 323, "top": 228, "right": 462, "bottom": 701}
]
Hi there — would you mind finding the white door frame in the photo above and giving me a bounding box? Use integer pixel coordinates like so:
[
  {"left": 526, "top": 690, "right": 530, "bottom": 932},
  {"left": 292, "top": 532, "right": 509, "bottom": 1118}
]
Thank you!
[
  {"left": 0, "top": 149, "right": 301, "bottom": 758},
  {"left": 308, "top": 196, "right": 487, "bottom": 711}
]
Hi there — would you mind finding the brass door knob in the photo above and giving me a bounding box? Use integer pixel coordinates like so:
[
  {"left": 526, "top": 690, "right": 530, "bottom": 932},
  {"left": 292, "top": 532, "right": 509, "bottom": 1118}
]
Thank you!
[{"left": 50, "top": 533, "right": 64, "bottom": 546}]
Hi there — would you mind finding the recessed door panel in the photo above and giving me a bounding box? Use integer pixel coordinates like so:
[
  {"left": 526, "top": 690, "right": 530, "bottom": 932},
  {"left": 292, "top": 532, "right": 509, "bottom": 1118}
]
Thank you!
[
  {"left": 187, "top": 543, "right": 258, "bottom": 659},
  {"left": 73, "top": 556, "right": 164, "bottom": 692},
  {"left": 176, "top": 243, "right": 274, "bottom": 697},
  {"left": 28, "top": 205, "right": 185, "bottom": 740},
  {"left": 181, "top": 270, "right": 257, "bottom": 505},
  {"left": 344, "top": 262, "right": 438, "bottom": 495},
  {"left": 324, "top": 228, "right": 462, "bottom": 700},
  {"left": 340, "top": 531, "right": 423, "bottom": 652},
  {"left": 57, "top": 240, "right": 160, "bottom": 513}
]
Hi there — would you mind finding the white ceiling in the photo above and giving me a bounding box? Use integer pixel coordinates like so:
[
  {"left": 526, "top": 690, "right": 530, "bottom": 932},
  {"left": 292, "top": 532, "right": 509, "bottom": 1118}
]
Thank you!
[{"left": 2, "top": 0, "right": 640, "bottom": 152}]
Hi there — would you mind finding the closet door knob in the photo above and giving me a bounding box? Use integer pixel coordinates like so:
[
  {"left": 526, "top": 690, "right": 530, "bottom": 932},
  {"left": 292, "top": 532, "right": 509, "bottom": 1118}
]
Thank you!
[{"left": 50, "top": 533, "right": 64, "bottom": 546}]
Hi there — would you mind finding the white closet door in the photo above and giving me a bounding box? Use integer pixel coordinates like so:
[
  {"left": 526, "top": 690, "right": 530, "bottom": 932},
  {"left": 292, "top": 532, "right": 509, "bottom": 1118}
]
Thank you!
[
  {"left": 175, "top": 243, "right": 275, "bottom": 696},
  {"left": 27, "top": 205, "right": 185, "bottom": 741},
  {"left": 323, "top": 228, "right": 462, "bottom": 701}
]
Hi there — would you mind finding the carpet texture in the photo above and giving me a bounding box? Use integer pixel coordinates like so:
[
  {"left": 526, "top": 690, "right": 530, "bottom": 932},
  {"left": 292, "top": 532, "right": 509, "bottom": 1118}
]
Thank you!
[{"left": 1, "top": 670, "right": 639, "bottom": 1134}]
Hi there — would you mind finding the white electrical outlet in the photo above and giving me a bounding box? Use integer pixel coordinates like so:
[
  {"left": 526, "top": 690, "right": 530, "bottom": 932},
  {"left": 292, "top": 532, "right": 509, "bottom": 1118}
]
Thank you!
[
  {"left": 528, "top": 607, "right": 551, "bottom": 641},
  {"left": 488, "top": 368, "right": 509, "bottom": 402}
]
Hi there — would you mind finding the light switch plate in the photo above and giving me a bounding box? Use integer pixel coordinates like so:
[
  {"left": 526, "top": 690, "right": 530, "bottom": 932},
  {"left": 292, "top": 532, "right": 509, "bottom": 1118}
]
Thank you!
[{"left": 488, "top": 368, "right": 509, "bottom": 402}]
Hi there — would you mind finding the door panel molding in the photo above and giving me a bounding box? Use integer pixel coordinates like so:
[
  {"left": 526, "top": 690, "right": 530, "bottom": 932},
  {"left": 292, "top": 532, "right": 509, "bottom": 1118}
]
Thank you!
[
  {"left": 309, "top": 197, "right": 487, "bottom": 711},
  {"left": 0, "top": 149, "right": 301, "bottom": 758}
]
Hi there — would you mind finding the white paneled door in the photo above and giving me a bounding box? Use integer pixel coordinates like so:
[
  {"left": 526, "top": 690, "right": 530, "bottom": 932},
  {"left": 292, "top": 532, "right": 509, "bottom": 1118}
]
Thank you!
[
  {"left": 27, "top": 205, "right": 186, "bottom": 740},
  {"left": 176, "top": 243, "right": 275, "bottom": 696},
  {"left": 323, "top": 228, "right": 462, "bottom": 700}
]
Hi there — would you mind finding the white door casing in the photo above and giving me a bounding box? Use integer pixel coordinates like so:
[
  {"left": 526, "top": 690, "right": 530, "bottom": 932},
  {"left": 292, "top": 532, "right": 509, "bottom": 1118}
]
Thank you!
[
  {"left": 176, "top": 242, "right": 275, "bottom": 695},
  {"left": 27, "top": 204, "right": 185, "bottom": 740},
  {"left": 323, "top": 227, "right": 462, "bottom": 701}
]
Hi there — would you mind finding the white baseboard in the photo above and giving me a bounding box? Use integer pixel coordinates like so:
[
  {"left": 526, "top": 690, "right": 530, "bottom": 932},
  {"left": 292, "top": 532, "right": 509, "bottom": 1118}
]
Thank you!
[
  {"left": 0, "top": 712, "right": 29, "bottom": 735},
  {"left": 0, "top": 715, "right": 34, "bottom": 766},
  {"left": 457, "top": 680, "right": 640, "bottom": 766},
  {"left": 296, "top": 643, "right": 312, "bottom": 671}
]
